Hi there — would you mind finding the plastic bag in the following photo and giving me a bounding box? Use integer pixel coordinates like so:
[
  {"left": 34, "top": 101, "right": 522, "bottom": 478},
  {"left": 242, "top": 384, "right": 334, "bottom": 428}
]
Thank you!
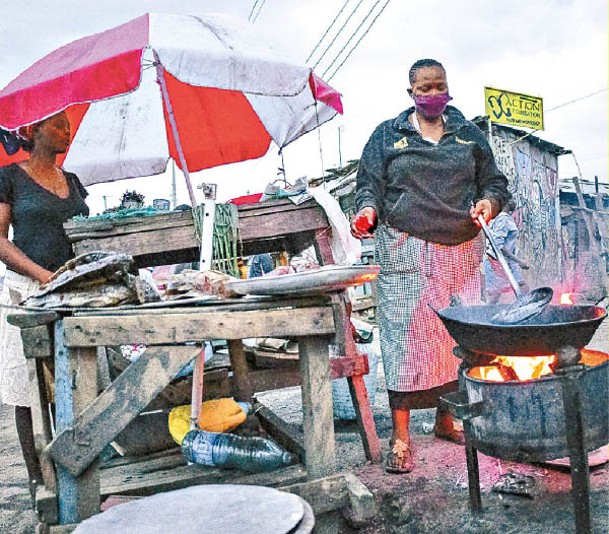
[{"left": 307, "top": 186, "right": 361, "bottom": 265}]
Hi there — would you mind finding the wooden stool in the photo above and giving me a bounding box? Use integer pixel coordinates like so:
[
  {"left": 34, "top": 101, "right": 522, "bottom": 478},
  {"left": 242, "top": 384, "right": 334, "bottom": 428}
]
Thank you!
[{"left": 73, "top": 484, "right": 314, "bottom": 533}]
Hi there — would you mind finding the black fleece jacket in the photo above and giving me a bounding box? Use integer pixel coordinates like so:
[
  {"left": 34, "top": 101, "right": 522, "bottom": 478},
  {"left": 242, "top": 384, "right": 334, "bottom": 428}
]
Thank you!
[{"left": 355, "top": 106, "right": 508, "bottom": 245}]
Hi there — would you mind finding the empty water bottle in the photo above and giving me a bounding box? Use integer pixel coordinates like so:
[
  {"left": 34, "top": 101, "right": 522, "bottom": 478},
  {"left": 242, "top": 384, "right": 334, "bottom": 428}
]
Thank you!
[{"left": 182, "top": 430, "right": 294, "bottom": 472}]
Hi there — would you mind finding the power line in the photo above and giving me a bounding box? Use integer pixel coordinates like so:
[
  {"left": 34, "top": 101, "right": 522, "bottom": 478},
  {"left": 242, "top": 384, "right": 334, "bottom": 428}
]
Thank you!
[
  {"left": 306, "top": 0, "right": 352, "bottom": 63},
  {"left": 321, "top": 0, "right": 381, "bottom": 77},
  {"left": 247, "top": 0, "right": 260, "bottom": 22},
  {"left": 312, "top": 0, "right": 365, "bottom": 70},
  {"left": 545, "top": 87, "right": 608, "bottom": 113},
  {"left": 324, "top": 0, "right": 391, "bottom": 81},
  {"left": 251, "top": 0, "right": 267, "bottom": 23}
]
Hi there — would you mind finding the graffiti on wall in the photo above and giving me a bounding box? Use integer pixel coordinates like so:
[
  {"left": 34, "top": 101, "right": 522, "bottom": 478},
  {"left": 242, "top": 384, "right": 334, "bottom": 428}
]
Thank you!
[{"left": 490, "top": 129, "right": 561, "bottom": 287}]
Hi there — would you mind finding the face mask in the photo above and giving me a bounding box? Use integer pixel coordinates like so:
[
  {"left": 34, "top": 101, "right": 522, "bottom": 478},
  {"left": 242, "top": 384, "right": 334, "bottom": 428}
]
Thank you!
[{"left": 413, "top": 93, "right": 452, "bottom": 118}]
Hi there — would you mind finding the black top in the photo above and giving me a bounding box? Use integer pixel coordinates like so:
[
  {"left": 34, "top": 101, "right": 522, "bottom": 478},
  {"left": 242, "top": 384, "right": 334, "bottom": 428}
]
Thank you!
[
  {"left": 355, "top": 106, "right": 508, "bottom": 245},
  {"left": 0, "top": 163, "right": 89, "bottom": 272}
]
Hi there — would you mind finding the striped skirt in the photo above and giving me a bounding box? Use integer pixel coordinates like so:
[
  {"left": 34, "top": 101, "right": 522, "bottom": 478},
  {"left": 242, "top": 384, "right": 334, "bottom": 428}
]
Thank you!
[{"left": 375, "top": 224, "right": 484, "bottom": 392}]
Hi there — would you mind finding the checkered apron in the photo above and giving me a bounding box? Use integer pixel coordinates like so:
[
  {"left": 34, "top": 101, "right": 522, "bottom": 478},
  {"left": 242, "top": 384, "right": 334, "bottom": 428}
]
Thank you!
[{"left": 375, "top": 224, "right": 484, "bottom": 392}]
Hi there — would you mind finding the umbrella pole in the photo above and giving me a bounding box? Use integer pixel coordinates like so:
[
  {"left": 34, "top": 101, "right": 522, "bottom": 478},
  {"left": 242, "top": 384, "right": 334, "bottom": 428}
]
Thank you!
[
  {"left": 154, "top": 53, "right": 198, "bottom": 208},
  {"left": 155, "top": 53, "right": 211, "bottom": 431}
]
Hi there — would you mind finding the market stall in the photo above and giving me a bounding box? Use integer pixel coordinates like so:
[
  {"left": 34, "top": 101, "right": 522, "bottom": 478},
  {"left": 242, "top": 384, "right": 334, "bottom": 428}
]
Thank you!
[{"left": 9, "top": 195, "right": 381, "bottom": 531}]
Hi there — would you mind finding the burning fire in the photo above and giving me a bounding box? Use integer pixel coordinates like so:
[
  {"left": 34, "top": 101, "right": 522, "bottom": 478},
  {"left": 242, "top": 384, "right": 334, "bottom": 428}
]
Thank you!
[
  {"left": 559, "top": 292, "right": 574, "bottom": 305},
  {"left": 475, "top": 355, "right": 556, "bottom": 382},
  {"left": 469, "top": 349, "right": 609, "bottom": 383}
]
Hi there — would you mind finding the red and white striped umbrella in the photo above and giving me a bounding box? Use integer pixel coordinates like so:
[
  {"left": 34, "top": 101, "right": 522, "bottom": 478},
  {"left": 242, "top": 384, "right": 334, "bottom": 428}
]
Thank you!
[{"left": 0, "top": 13, "right": 342, "bottom": 204}]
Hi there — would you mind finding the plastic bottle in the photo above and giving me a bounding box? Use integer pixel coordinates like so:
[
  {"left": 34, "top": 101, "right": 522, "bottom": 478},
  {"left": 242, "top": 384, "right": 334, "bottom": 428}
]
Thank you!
[{"left": 181, "top": 430, "right": 294, "bottom": 472}]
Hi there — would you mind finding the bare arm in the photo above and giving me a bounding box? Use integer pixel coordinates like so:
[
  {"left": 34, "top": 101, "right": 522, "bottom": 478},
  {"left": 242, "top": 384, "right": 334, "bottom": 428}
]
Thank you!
[{"left": 0, "top": 203, "right": 53, "bottom": 283}]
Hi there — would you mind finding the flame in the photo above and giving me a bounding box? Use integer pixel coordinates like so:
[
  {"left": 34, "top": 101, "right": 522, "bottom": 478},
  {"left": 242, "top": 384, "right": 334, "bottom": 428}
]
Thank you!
[
  {"left": 473, "top": 355, "right": 556, "bottom": 382},
  {"left": 560, "top": 292, "right": 574, "bottom": 305},
  {"left": 470, "top": 349, "right": 609, "bottom": 383},
  {"left": 496, "top": 355, "right": 555, "bottom": 380}
]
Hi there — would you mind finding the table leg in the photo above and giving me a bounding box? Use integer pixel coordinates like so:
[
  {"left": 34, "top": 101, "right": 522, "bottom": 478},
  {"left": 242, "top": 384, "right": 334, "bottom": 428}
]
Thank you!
[
  {"left": 331, "top": 293, "right": 381, "bottom": 463},
  {"left": 54, "top": 321, "right": 99, "bottom": 523},
  {"left": 346, "top": 374, "right": 382, "bottom": 463},
  {"left": 298, "top": 335, "right": 336, "bottom": 479},
  {"left": 26, "top": 358, "right": 56, "bottom": 493},
  {"left": 228, "top": 340, "right": 253, "bottom": 401},
  {"left": 72, "top": 346, "right": 100, "bottom": 520},
  {"left": 190, "top": 349, "right": 205, "bottom": 430}
]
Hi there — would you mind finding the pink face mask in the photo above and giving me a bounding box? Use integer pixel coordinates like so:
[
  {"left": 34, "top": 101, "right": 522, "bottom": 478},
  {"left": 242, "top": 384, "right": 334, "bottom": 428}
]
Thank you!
[{"left": 413, "top": 93, "right": 453, "bottom": 118}]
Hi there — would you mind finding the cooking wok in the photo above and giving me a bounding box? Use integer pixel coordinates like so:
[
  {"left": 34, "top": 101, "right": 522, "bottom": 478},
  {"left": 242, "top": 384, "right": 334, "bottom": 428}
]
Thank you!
[{"left": 433, "top": 304, "right": 607, "bottom": 356}]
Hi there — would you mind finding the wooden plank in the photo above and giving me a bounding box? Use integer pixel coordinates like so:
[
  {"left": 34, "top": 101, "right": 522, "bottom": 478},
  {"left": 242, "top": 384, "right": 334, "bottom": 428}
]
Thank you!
[
  {"left": 239, "top": 208, "right": 328, "bottom": 243},
  {"left": 21, "top": 325, "right": 52, "bottom": 359},
  {"left": 71, "top": 225, "right": 199, "bottom": 259},
  {"left": 255, "top": 404, "right": 305, "bottom": 460},
  {"left": 572, "top": 176, "right": 602, "bottom": 258},
  {"left": 313, "top": 227, "right": 335, "bottom": 265},
  {"left": 298, "top": 335, "right": 336, "bottom": 479},
  {"left": 100, "top": 461, "right": 307, "bottom": 497},
  {"left": 47, "top": 525, "right": 78, "bottom": 534},
  {"left": 101, "top": 449, "right": 185, "bottom": 477},
  {"left": 53, "top": 321, "right": 79, "bottom": 525},
  {"left": 330, "top": 354, "right": 368, "bottom": 379},
  {"left": 26, "top": 359, "right": 56, "bottom": 493},
  {"left": 330, "top": 293, "right": 382, "bottom": 463},
  {"left": 280, "top": 473, "right": 349, "bottom": 515},
  {"left": 63, "top": 307, "right": 335, "bottom": 347},
  {"left": 71, "top": 347, "right": 100, "bottom": 520},
  {"left": 35, "top": 487, "right": 59, "bottom": 526},
  {"left": 347, "top": 375, "right": 382, "bottom": 464},
  {"left": 247, "top": 367, "right": 301, "bottom": 393},
  {"left": 96, "top": 347, "right": 112, "bottom": 390},
  {"left": 106, "top": 347, "right": 231, "bottom": 406},
  {"left": 7, "top": 311, "right": 59, "bottom": 329},
  {"left": 47, "top": 345, "right": 202, "bottom": 477},
  {"left": 227, "top": 340, "right": 253, "bottom": 401},
  {"left": 234, "top": 354, "right": 370, "bottom": 394},
  {"left": 64, "top": 211, "right": 195, "bottom": 240}
]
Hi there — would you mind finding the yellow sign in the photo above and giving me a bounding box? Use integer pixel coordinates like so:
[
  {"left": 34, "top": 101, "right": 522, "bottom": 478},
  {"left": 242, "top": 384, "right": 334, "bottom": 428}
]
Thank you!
[{"left": 484, "top": 87, "right": 544, "bottom": 130}]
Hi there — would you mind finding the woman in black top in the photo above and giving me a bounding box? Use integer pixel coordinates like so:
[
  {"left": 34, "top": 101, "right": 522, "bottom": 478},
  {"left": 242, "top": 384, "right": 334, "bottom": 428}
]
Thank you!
[{"left": 0, "top": 111, "right": 89, "bottom": 497}]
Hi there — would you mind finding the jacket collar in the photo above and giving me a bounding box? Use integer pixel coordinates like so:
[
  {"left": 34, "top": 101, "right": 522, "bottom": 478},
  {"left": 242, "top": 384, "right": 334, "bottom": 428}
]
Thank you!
[{"left": 394, "top": 105, "right": 468, "bottom": 134}]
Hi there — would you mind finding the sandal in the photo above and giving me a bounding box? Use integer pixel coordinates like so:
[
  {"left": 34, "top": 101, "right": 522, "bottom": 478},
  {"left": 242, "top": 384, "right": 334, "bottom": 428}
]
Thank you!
[
  {"left": 385, "top": 439, "right": 414, "bottom": 474},
  {"left": 433, "top": 419, "right": 465, "bottom": 445}
]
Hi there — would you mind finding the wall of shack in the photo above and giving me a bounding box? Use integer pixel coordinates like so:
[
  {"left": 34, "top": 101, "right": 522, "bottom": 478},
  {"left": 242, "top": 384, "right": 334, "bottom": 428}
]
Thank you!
[{"left": 488, "top": 125, "right": 563, "bottom": 290}]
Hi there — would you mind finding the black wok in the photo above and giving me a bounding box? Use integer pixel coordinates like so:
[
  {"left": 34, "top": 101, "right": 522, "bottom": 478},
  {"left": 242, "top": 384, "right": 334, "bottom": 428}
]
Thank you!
[{"left": 433, "top": 304, "right": 607, "bottom": 356}]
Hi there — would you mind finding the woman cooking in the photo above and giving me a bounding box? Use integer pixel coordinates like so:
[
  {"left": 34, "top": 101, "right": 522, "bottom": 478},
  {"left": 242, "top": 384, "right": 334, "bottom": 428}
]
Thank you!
[
  {"left": 351, "top": 59, "right": 508, "bottom": 473},
  {"left": 0, "top": 111, "right": 89, "bottom": 497}
]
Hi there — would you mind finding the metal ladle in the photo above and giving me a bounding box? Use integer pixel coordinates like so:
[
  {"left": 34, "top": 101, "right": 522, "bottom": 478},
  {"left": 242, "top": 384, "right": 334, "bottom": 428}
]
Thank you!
[{"left": 478, "top": 214, "right": 553, "bottom": 324}]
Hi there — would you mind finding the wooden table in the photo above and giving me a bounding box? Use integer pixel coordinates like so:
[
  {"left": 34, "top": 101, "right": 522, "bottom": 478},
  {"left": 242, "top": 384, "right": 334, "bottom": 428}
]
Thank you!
[
  {"left": 63, "top": 197, "right": 333, "bottom": 268},
  {"left": 11, "top": 294, "right": 381, "bottom": 528}
]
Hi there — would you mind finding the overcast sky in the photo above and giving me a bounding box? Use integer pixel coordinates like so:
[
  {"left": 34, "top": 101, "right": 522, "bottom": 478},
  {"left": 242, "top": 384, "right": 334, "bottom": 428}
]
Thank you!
[{"left": 0, "top": 0, "right": 606, "bottom": 212}]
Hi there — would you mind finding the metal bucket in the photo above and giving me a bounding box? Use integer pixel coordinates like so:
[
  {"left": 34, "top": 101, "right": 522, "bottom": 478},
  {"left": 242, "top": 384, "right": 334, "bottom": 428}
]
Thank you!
[{"left": 448, "top": 351, "right": 609, "bottom": 462}]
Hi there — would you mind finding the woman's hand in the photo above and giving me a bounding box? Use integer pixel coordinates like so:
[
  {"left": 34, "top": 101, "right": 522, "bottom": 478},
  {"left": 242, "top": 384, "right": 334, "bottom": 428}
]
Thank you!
[
  {"left": 351, "top": 207, "right": 377, "bottom": 239},
  {"left": 34, "top": 268, "right": 54, "bottom": 285},
  {"left": 470, "top": 199, "right": 493, "bottom": 227}
]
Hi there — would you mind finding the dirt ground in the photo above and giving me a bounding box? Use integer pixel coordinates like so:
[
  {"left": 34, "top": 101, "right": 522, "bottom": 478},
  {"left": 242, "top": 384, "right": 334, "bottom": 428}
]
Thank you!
[{"left": 1, "top": 318, "right": 608, "bottom": 533}]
